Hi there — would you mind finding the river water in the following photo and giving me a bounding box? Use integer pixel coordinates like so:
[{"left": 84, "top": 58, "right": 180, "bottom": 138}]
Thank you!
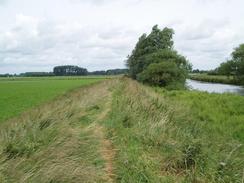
[{"left": 186, "top": 79, "right": 244, "bottom": 95}]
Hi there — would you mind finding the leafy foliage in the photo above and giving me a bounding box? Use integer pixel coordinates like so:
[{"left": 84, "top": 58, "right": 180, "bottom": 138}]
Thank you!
[
  {"left": 216, "top": 44, "right": 244, "bottom": 84},
  {"left": 232, "top": 44, "right": 244, "bottom": 82},
  {"left": 137, "top": 62, "right": 186, "bottom": 89},
  {"left": 217, "top": 61, "right": 235, "bottom": 76},
  {"left": 127, "top": 25, "right": 191, "bottom": 88}
]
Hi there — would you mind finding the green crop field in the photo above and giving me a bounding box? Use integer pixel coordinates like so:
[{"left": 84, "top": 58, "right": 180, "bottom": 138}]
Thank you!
[{"left": 0, "top": 77, "right": 105, "bottom": 123}]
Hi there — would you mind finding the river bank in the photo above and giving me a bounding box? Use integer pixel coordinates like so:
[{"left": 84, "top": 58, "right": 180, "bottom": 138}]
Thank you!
[{"left": 189, "top": 74, "right": 239, "bottom": 85}]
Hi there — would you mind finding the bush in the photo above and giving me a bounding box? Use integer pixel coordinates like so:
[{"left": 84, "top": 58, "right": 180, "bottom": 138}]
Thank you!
[{"left": 137, "top": 62, "right": 186, "bottom": 88}]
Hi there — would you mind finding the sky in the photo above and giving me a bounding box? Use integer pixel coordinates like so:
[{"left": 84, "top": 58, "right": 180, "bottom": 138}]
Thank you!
[{"left": 0, "top": 0, "right": 244, "bottom": 74}]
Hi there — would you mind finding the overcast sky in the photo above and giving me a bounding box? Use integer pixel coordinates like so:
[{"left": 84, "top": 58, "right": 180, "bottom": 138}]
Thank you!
[{"left": 0, "top": 0, "right": 244, "bottom": 74}]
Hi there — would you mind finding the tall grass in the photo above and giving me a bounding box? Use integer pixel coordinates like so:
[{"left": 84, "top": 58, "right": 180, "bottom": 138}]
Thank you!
[{"left": 103, "top": 78, "right": 244, "bottom": 182}]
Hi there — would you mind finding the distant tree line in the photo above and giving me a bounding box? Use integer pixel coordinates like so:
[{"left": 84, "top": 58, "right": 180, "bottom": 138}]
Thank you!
[
  {"left": 1, "top": 65, "right": 128, "bottom": 77},
  {"left": 0, "top": 73, "right": 16, "bottom": 77},
  {"left": 19, "top": 72, "right": 55, "bottom": 77},
  {"left": 53, "top": 65, "right": 88, "bottom": 76},
  {"left": 89, "top": 69, "right": 128, "bottom": 75}
]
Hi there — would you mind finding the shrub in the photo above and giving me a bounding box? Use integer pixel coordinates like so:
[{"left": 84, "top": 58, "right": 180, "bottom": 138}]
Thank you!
[{"left": 137, "top": 62, "right": 186, "bottom": 88}]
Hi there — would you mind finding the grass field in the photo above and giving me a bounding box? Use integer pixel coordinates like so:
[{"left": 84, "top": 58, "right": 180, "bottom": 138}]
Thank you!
[
  {"left": 0, "top": 77, "right": 105, "bottom": 123},
  {"left": 0, "top": 77, "right": 243, "bottom": 182},
  {"left": 189, "top": 74, "right": 237, "bottom": 85}
]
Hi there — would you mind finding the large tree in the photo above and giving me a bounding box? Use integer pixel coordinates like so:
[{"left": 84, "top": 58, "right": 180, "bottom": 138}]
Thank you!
[{"left": 127, "top": 25, "right": 191, "bottom": 88}]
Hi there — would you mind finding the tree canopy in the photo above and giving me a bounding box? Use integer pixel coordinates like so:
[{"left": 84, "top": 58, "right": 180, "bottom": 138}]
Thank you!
[
  {"left": 127, "top": 25, "right": 191, "bottom": 88},
  {"left": 216, "top": 44, "right": 244, "bottom": 84}
]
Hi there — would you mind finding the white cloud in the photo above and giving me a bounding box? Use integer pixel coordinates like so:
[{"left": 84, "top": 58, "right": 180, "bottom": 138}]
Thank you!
[
  {"left": 0, "top": 14, "right": 135, "bottom": 73},
  {"left": 173, "top": 17, "right": 244, "bottom": 69},
  {"left": 0, "top": 0, "right": 244, "bottom": 73}
]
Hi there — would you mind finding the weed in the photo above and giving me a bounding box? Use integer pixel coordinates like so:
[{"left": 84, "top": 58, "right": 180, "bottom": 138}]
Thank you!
[{"left": 39, "top": 119, "right": 52, "bottom": 130}]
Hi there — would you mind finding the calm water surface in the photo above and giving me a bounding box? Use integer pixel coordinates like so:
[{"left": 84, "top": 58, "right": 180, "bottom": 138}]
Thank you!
[{"left": 187, "top": 79, "right": 244, "bottom": 95}]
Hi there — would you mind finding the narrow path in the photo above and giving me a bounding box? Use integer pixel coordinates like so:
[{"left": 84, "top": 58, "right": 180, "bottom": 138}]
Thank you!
[
  {"left": 85, "top": 92, "right": 116, "bottom": 182},
  {"left": 94, "top": 125, "right": 115, "bottom": 182},
  {"left": 96, "top": 97, "right": 115, "bottom": 183}
]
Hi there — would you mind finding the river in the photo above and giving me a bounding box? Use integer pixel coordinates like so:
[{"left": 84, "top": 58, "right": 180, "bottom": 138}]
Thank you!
[{"left": 186, "top": 79, "right": 244, "bottom": 95}]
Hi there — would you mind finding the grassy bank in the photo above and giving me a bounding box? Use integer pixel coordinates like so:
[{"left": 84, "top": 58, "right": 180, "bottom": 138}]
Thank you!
[
  {"left": 104, "top": 78, "right": 243, "bottom": 182},
  {"left": 0, "top": 77, "right": 243, "bottom": 182},
  {"left": 189, "top": 74, "right": 238, "bottom": 85},
  {"left": 160, "top": 89, "right": 244, "bottom": 182},
  {"left": 0, "top": 77, "right": 105, "bottom": 123}
]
